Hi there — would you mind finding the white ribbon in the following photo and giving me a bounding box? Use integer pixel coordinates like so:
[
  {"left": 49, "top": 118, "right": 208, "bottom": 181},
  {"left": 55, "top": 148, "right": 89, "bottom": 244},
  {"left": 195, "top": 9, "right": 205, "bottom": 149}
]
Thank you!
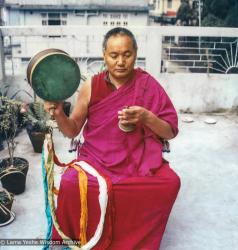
[{"left": 75, "top": 161, "right": 108, "bottom": 250}]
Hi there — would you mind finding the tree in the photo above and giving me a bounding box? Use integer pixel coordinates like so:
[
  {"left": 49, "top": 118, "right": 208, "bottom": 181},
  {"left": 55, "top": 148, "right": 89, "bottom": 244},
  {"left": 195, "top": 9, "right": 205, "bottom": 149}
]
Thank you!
[
  {"left": 176, "top": 0, "right": 199, "bottom": 26},
  {"left": 202, "top": 0, "right": 238, "bottom": 27},
  {"left": 176, "top": 0, "right": 192, "bottom": 25},
  {"left": 225, "top": 3, "right": 238, "bottom": 27},
  {"left": 202, "top": 13, "right": 225, "bottom": 27}
]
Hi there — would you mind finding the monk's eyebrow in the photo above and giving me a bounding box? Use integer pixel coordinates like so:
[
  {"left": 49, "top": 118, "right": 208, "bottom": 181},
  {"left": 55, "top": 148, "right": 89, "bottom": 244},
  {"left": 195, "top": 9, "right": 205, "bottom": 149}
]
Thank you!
[{"left": 109, "top": 51, "right": 132, "bottom": 55}]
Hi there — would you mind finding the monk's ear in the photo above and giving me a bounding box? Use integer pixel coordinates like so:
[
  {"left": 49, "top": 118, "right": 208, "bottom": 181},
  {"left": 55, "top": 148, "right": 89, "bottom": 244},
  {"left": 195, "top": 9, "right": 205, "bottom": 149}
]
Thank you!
[
  {"left": 134, "top": 47, "right": 138, "bottom": 56},
  {"left": 103, "top": 50, "right": 106, "bottom": 61}
]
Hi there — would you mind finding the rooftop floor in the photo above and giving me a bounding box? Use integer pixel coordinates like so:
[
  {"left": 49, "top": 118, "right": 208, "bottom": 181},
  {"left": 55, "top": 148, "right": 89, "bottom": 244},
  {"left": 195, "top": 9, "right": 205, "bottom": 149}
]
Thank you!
[{"left": 1, "top": 113, "right": 238, "bottom": 250}]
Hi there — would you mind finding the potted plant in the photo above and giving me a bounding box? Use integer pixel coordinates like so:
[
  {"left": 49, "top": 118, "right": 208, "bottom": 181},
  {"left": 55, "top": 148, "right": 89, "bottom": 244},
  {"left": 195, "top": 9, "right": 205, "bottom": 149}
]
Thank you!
[
  {"left": 0, "top": 188, "right": 15, "bottom": 226},
  {"left": 0, "top": 81, "right": 33, "bottom": 151},
  {"left": 0, "top": 96, "right": 29, "bottom": 195},
  {"left": 23, "top": 102, "right": 50, "bottom": 153}
]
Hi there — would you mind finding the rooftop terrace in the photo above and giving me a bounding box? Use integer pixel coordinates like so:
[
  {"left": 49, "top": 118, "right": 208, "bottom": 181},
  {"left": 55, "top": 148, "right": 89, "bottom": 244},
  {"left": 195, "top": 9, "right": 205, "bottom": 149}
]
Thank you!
[{"left": 1, "top": 112, "right": 238, "bottom": 250}]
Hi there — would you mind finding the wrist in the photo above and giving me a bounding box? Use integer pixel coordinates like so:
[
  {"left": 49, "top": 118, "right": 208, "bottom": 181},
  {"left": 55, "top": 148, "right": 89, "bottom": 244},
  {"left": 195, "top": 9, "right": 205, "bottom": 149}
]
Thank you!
[
  {"left": 54, "top": 106, "right": 65, "bottom": 118},
  {"left": 142, "top": 109, "right": 153, "bottom": 126}
]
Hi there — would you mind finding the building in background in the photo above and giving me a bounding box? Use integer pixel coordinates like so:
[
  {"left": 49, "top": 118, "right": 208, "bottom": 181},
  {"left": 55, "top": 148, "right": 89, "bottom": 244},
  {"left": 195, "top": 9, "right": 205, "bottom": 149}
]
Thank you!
[
  {"left": 3, "top": 0, "right": 149, "bottom": 26},
  {"left": 1, "top": 0, "right": 149, "bottom": 75},
  {"left": 0, "top": 0, "right": 4, "bottom": 25},
  {"left": 149, "top": 0, "right": 196, "bottom": 25}
]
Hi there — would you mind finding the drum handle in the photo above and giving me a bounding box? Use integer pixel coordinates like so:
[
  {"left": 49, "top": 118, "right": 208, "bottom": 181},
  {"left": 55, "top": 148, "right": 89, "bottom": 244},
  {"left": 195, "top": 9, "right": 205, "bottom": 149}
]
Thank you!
[{"left": 49, "top": 107, "right": 56, "bottom": 120}]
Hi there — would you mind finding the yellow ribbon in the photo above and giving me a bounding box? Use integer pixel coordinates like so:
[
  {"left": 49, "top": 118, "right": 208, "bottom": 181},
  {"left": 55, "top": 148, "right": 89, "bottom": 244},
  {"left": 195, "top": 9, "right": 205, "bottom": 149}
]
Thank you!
[{"left": 73, "top": 165, "right": 88, "bottom": 245}]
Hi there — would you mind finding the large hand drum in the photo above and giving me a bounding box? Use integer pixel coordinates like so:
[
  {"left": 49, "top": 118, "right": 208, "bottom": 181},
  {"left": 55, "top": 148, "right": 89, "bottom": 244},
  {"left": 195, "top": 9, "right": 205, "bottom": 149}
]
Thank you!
[{"left": 27, "top": 49, "right": 80, "bottom": 102}]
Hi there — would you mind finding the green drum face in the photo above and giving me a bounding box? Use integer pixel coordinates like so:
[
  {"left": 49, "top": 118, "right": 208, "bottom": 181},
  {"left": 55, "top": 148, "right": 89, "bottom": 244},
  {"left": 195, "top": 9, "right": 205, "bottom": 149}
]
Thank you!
[{"left": 28, "top": 50, "right": 80, "bottom": 102}]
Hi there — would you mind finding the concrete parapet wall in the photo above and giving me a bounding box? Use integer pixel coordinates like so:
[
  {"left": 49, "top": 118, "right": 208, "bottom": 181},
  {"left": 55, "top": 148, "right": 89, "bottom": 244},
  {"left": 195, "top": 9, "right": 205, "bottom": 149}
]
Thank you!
[
  {"left": 160, "top": 73, "right": 238, "bottom": 112},
  {"left": 1, "top": 26, "right": 238, "bottom": 112},
  {"left": 2, "top": 73, "right": 238, "bottom": 113}
]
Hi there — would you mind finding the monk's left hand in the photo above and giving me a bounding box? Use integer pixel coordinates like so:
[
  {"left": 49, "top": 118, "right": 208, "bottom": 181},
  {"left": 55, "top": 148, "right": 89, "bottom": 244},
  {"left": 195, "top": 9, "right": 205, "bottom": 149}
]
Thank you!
[{"left": 118, "top": 106, "right": 149, "bottom": 125}]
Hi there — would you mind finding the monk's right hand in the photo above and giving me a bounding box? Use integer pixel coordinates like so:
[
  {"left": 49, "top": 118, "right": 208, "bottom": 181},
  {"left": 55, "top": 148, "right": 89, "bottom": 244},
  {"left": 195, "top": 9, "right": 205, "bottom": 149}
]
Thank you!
[{"left": 44, "top": 101, "right": 64, "bottom": 118}]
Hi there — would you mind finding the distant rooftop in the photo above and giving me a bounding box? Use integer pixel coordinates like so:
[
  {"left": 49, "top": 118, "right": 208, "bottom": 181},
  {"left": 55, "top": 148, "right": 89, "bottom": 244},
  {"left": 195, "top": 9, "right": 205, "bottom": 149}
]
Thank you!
[{"left": 5, "top": 0, "right": 149, "bottom": 11}]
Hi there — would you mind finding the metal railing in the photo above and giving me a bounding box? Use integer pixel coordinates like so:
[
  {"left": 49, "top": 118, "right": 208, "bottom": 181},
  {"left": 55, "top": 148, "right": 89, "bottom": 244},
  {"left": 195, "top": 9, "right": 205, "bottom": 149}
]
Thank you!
[
  {"left": 163, "top": 36, "right": 238, "bottom": 74},
  {"left": 0, "top": 26, "right": 238, "bottom": 78}
]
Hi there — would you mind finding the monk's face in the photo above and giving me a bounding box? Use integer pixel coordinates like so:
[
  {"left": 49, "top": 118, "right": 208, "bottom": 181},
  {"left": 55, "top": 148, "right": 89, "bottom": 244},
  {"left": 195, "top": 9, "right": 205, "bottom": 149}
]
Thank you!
[{"left": 103, "top": 34, "right": 137, "bottom": 83}]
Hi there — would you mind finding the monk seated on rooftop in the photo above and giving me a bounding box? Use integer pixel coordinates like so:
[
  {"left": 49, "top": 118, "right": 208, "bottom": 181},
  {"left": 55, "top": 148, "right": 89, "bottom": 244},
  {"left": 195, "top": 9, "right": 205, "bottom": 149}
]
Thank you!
[{"left": 44, "top": 27, "right": 180, "bottom": 250}]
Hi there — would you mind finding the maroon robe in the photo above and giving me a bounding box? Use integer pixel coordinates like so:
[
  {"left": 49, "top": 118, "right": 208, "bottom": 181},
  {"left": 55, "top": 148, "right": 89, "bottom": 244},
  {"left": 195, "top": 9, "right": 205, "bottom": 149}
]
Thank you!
[{"left": 52, "top": 68, "right": 180, "bottom": 249}]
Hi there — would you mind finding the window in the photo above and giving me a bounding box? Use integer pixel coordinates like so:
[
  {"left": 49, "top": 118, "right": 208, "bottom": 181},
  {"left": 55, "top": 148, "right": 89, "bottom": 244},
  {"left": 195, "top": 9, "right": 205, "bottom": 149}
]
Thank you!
[
  {"left": 108, "top": 13, "right": 122, "bottom": 26},
  {"left": 168, "top": 0, "right": 172, "bottom": 9},
  {"left": 61, "top": 13, "right": 68, "bottom": 18},
  {"left": 75, "top": 10, "right": 82, "bottom": 16},
  {"left": 103, "top": 21, "right": 108, "bottom": 26},
  {"left": 48, "top": 20, "right": 61, "bottom": 25},
  {"left": 48, "top": 13, "right": 60, "bottom": 18},
  {"left": 123, "top": 21, "right": 128, "bottom": 26},
  {"left": 21, "top": 58, "right": 30, "bottom": 62},
  {"left": 41, "top": 12, "right": 68, "bottom": 26},
  {"left": 48, "top": 13, "right": 61, "bottom": 25},
  {"left": 110, "top": 14, "right": 121, "bottom": 19}
]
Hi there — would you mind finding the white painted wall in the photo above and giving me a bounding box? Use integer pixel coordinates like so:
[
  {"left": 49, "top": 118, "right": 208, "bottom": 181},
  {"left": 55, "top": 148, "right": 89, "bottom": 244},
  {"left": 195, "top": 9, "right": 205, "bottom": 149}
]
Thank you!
[
  {"left": 128, "top": 13, "right": 148, "bottom": 25},
  {"left": 160, "top": 73, "right": 238, "bottom": 112},
  {"left": 8, "top": 10, "right": 20, "bottom": 25},
  {"left": 3, "top": 72, "right": 238, "bottom": 113},
  {"left": 68, "top": 14, "right": 87, "bottom": 26},
  {"left": 24, "top": 12, "right": 42, "bottom": 25}
]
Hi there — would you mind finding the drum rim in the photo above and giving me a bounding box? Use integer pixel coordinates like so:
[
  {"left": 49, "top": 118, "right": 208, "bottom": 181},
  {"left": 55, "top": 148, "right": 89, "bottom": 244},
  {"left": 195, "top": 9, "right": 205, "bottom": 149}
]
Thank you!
[
  {"left": 26, "top": 48, "right": 68, "bottom": 84},
  {"left": 29, "top": 52, "right": 75, "bottom": 86},
  {"left": 31, "top": 53, "right": 80, "bottom": 101},
  {"left": 27, "top": 48, "right": 80, "bottom": 101}
]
